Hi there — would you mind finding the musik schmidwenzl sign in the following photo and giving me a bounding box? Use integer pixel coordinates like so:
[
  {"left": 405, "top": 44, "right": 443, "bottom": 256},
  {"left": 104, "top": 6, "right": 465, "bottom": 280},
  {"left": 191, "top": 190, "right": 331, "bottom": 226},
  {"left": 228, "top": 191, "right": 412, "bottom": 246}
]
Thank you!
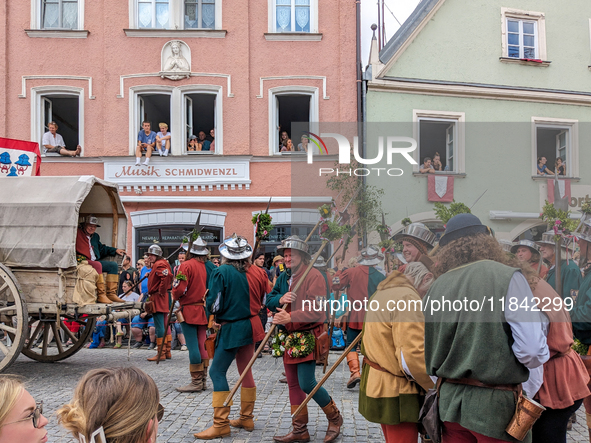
[{"left": 103, "top": 157, "right": 250, "bottom": 187}]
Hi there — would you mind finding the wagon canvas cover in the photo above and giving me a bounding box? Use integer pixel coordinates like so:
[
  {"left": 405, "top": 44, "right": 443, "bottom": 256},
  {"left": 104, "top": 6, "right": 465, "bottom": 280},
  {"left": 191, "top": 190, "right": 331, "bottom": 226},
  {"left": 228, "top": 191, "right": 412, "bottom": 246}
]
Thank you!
[{"left": 0, "top": 175, "right": 126, "bottom": 268}]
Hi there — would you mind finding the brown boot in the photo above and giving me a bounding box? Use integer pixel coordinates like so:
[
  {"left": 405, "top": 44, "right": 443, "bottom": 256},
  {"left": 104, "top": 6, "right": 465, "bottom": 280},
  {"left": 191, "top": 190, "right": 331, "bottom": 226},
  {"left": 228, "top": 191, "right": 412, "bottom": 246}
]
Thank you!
[
  {"left": 202, "top": 359, "right": 209, "bottom": 390},
  {"left": 194, "top": 392, "right": 232, "bottom": 440},
  {"left": 346, "top": 352, "right": 361, "bottom": 388},
  {"left": 229, "top": 387, "right": 256, "bottom": 431},
  {"left": 273, "top": 405, "right": 310, "bottom": 443},
  {"left": 106, "top": 275, "right": 125, "bottom": 303},
  {"left": 176, "top": 363, "right": 204, "bottom": 392},
  {"left": 147, "top": 337, "right": 166, "bottom": 361},
  {"left": 321, "top": 399, "right": 343, "bottom": 443},
  {"left": 95, "top": 274, "right": 111, "bottom": 304},
  {"left": 165, "top": 334, "right": 172, "bottom": 359}
]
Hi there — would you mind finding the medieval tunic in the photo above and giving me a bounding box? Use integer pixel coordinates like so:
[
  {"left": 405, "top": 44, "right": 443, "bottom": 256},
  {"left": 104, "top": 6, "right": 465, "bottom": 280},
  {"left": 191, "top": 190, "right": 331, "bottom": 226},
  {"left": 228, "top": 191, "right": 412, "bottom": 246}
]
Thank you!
[
  {"left": 571, "top": 272, "right": 591, "bottom": 344},
  {"left": 424, "top": 260, "right": 548, "bottom": 442},
  {"left": 332, "top": 266, "right": 385, "bottom": 330},
  {"left": 205, "top": 264, "right": 268, "bottom": 350},
  {"left": 172, "top": 258, "right": 208, "bottom": 325},
  {"left": 532, "top": 278, "right": 590, "bottom": 410},
  {"left": 359, "top": 272, "right": 434, "bottom": 425},
  {"left": 266, "top": 265, "right": 327, "bottom": 365},
  {"left": 545, "top": 259, "right": 582, "bottom": 299},
  {"left": 75, "top": 228, "right": 119, "bottom": 274},
  {"left": 205, "top": 260, "right": 217, "bottom": 286},
  {"left": 147, "top": 258, "right": 173, "bottom": 313}
]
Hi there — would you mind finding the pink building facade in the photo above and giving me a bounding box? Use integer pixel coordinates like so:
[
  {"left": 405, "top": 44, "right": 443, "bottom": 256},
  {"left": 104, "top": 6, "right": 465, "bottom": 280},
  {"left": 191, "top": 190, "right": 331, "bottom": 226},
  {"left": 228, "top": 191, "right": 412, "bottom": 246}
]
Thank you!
[{"left": 0, "top": 0, "right": 357, "bottom": 262}]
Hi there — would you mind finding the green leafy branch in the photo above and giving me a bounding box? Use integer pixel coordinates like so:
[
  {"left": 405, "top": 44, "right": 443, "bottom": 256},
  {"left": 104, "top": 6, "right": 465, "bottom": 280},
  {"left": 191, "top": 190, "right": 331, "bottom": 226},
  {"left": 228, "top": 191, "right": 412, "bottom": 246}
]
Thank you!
[{"left": 434, "top": 200, "right": 471, "bottom": 224}]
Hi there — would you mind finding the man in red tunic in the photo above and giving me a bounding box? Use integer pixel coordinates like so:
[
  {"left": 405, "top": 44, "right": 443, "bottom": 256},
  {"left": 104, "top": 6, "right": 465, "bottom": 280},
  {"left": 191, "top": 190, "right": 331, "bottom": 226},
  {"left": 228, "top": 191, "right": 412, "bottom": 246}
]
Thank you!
[
  {"left": 332, "top": 246, "right": 385, "bottom": 388},
  {"left": 173, "top": 237, "right": 210, "bottom": 392},
  {"left": 146, "top": 244, "right": 174, "bottom": 362}
]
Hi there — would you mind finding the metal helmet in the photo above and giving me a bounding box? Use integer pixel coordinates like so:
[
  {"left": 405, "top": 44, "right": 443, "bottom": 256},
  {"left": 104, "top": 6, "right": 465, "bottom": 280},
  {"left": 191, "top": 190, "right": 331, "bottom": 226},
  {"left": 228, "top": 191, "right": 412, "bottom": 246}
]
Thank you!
[
  {"left": 190, "top": 236, "right": 209, "bottom": 256},
  {"left": 218, "top": 234, "right": 253, "bottom": 260},
  {"left": 313, "top": 255, "right": 328, "bottom": 269},
  {"left": 357, "top": 245, "right": 384, "bottom": 266},
  {"left": 83, "top": 214, "right": 101, "bottom": 227},
  {"left": 498, "top": 239, "right": 514, "bottom": 253},
  {"left": 276, "top": 235, "right": 310, "bottom": 259},
  {"left": 392, "top": 223, "right": 436, "bottom": 249},
  {"left": 510, "top": 240, "right": 540, "bottom": 255},
  {"left": 147, "top": 244, "right": 163, "bottom": 257},
  {"left": 575, "top": 219, "right": 591, "bottom": 243},
  {"left": 536, "top": 231, "right": 573, "bottom": 250}
]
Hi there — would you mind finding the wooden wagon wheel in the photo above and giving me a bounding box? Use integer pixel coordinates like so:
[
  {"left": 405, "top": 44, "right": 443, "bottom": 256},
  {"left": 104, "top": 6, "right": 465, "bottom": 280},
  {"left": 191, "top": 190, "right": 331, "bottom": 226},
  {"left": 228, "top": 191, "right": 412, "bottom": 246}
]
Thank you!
[
  {"left": 0, "top": 263, "right": 28, "bottom": 373},
  {"left": 22, "top": 314, "right": 96, "bottom": 363}
]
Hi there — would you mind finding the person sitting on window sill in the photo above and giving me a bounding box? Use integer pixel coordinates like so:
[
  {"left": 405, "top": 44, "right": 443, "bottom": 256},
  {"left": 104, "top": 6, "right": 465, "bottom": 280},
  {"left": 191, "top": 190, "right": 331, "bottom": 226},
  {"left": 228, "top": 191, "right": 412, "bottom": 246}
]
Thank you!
[
  {"left": 42, "top": 121, "right": 81, "bottom": 157},
  {"left": 555, "top": 158, "right": 566, "bottom": 176},
  {"left": 156, "top": 123, "right": 171, "bottom": 157},
  {"left": 419, "top": 157, "right": 435, "bottom": 173},
  {"left": 537, "top": 156, "right": 555, "bottom": 175},
  {"left": 432, "top": 152, "right": 449, "bottom": 172},
  {"left": 135, "top": 121, "right": 156, "bottom": 166},
  {"left": 280, "top": 139, "right": 294, "bottom": 152}
]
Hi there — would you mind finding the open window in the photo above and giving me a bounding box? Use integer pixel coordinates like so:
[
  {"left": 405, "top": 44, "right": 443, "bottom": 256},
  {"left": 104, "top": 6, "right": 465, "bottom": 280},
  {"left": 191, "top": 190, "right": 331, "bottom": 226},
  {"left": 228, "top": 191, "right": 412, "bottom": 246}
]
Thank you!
[
  {"left": 137, "top": 93, "right": 171, "bottom": 138},
  {"left": 40, "top": 94, "right": 81, "bottom": 156},
  {"left": 535, "top": 126, "right": 571, "bottom": 176},
  {"left": 417, "top": 119, "right": 456, "bottom": 172},
  {"left": 273, "top": 94, "right": 311, "bottom": 154},
  {"left": 184, "top": 93, "right": 216, "bottom": 153}
]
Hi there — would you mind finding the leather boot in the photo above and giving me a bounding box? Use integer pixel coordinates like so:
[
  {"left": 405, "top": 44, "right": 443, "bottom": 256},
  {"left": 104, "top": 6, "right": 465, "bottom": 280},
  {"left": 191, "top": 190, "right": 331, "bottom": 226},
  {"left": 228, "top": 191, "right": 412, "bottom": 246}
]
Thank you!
[
  {"left": 194, "top": 392, "right": 233, "bottom": 440},
  {"left": 202, "top": 359, "right": 209, "bottom": 390},
  {"left": 346, "top": 352, "right": 361, "bottom": 388},
  {"left": 176, "top": 363, "right": 204, "bottom": 392},
  {"left": 95, "top": 274, "right": 111, "bottom": 304},
  {"left": 230, "top": 387, "right": 256, "bottom": 431},
  {"left": 321, "top": 399, "right": 343, "bottom": 443},
  {"left": 147, "top": 337, "right": 166, "bottom": 361},
  {"left": 165, "top": 334, "right": 172, "bottom": 359},
  {"left": 106, "top": 274, "right": 125, "bottom": 303},
  {"left": 273, "top": 405, "right": 310, "bottom": 443}
]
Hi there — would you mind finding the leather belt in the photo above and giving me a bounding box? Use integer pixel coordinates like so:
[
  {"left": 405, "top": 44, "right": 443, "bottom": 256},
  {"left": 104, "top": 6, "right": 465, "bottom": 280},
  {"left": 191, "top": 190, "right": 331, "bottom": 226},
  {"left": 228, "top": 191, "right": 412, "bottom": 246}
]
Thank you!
[
  {"left": 444, "top": 378, "right": 522, "bottom": 401},
  {"left": 362, "top": 356, "right": 386, "bottom": 372},
  {"left": 183, "top": 302, "right": 205, "bottom": 307}
]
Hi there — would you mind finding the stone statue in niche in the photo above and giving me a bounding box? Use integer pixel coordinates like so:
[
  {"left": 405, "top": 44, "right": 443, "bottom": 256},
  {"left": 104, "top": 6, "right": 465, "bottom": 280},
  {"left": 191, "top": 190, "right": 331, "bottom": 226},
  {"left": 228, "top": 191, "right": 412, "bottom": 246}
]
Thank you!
[{"left": 160, "top": 40, "right": 191, "bottom": 80}]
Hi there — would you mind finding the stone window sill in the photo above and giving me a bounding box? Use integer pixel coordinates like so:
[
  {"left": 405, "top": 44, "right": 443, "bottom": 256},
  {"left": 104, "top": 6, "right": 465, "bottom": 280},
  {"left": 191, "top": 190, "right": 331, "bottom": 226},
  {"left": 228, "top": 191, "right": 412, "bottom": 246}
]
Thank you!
[
  {"left": 25, "top": 29, "right": 89, "bottom": 38},
  {"left": 531, "top": 175, "right": 580, "bottom": 181},
  {"left": 412, "top": 172, "right": 466, "bottom": 177},
  {"left": 264, "top": 33, "right": 322, "bottom": 41},
  {"left": 124, "top": 29, "right": 226, "bottom": 38},
  {"left": 499, "top": 57, "right": 551, "bottom": 67}
]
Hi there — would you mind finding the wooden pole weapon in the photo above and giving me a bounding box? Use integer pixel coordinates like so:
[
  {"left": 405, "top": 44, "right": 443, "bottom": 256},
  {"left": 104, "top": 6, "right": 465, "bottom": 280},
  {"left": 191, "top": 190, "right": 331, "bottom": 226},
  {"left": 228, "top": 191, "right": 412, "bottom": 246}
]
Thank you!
[
  {"left": 292, "top": 332, "right": 363, "bottom": 418},
  {"left": 223, "top": 239, "right": 330, "bottom": 407}
]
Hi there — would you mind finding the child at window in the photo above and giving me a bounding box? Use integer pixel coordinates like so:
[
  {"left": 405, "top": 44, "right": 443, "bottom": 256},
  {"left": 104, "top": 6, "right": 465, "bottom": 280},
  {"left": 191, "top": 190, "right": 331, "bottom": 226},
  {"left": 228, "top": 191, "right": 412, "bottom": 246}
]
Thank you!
[{"left": 156, "top": 123, "right": 171, "bottom": 156}]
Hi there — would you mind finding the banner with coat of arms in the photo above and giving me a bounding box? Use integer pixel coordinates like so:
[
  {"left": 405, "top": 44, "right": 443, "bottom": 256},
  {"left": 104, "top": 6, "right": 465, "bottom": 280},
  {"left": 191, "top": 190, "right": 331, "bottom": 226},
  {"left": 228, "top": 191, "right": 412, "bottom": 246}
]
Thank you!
[{"left": 0, "top": 137, "right": 41, "bottom": 177}]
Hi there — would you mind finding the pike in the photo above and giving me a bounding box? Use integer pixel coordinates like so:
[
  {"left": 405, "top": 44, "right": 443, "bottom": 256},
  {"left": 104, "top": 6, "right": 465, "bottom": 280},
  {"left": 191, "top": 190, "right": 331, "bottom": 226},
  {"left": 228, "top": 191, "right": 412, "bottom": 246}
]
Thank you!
[
  {"left": 156, "top": 213, "right": 204, "bottom": 363},
  {"left": 380, "top": 212, "right": 391, "bottom": 274},
  {"left": 253, "top": 197, "right": 272, "bottom": 254},
  {"left": 223, "top": 238, "right": 331, "bottom": 407},
  {"left": 293, "top": 332, "right": 363, "bottom": 418},
  {"left": 553, "top": 174, "right": 569, "bottom": 297},
  {"left": 470, "top": 189, "right": 488, "bottom": 210}
]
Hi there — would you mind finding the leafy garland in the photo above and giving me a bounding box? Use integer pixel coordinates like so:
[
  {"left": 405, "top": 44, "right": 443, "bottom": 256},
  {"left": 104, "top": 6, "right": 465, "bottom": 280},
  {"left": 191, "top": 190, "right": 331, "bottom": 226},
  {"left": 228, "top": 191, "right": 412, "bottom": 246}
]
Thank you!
[
  {"left": 270, "top": 331, "right": 316, "bottom": 358},
  {"left": 175, "top": 273, "right": 187, "bottom": 281},
  {"left": 252, "top": 213, "right": 274, "bottom": 241},
  {"left": 539, "top": 200, "right": 579, "bottom": 241},
  {"left": 582, "top": 200, "right": 591, "bottom": 215},
  {"left": 319, "top": 203, "right": 334, "bottom": 219},
  {"left": 320, "top": 220, "right": 350, "bottom": 241},
  {"left": 434, "top": 200, "right": 471, "bottom": 225},
  {"left": 573, "top": 338, "right": 589, "bottom": 356},
  {"left": 401, "top": 217, "right": 412, "bottom": 227}
]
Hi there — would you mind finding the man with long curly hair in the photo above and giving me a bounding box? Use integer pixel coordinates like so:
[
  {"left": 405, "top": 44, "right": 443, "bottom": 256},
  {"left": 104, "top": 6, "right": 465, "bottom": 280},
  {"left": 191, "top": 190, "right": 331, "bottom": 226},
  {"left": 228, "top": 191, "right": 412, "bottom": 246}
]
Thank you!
[{"left": 424, "top": 214, "right": 549, "bottom": 442}]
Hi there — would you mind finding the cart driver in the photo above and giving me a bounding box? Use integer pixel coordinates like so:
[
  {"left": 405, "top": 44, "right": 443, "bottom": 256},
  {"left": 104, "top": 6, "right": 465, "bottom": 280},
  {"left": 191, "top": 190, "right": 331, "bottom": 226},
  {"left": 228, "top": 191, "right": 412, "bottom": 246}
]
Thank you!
[{"left": 76, "top": 215, "right": 126, "bottom": 303}]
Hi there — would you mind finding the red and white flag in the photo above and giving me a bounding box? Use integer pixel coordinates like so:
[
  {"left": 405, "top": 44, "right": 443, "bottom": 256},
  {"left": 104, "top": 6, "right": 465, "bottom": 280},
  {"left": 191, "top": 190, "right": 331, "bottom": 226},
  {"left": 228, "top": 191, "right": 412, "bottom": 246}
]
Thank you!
[
  {"left": 0, "top": 137, "right": 42, "bottom": 177},
  {"left": 547, "top": 178, "right": 571, "bottom": 204},
  {"left": 428, "top": 175, "right": 454, "bottom": 202}
]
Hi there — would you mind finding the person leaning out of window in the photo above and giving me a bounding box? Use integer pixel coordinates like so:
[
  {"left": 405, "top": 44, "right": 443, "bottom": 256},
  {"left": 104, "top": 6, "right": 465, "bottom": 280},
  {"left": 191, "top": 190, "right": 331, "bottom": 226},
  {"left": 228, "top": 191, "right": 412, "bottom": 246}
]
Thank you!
[
  {"left": 537, "top": 157, "right": 555, "bottom": 175},
  {"left": 432, "top": 152, "right": 449, "bottom": 172},
  {"left": 419, "top": 157, "right": 435, "bottom": 173},
  {"left": 555, "top": 158, "right": 566, "bottom": 176}
]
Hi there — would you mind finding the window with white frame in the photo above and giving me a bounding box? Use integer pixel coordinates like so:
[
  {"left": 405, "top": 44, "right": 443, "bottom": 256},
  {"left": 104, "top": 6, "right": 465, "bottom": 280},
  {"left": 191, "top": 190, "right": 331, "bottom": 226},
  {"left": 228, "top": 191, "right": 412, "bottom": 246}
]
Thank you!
[
  {"left": 41, "top": 0, "right": 79, "bottom": 29},
  {"left": 533, "top": 118, "right": 579, "bottom": 178},
  {"left": 269, "top": 88, "right": 319, "bottom": 155},
  {"left": 271, "top": 0, "right": 317, "bottom": 33},
  {"left": 413, "top": 110, "right": 465, "bottom": 174},
  {"left": 130, "top": 87, "right": 222, "bottom": 155},
  {"left": 34, "top": 90, "right": 83, "bottom": 156},
  {"left": 133, "top": 0, "right": 221, "bottom": 29},
  {"left": 501, "top": 8, "right": 546, "bottom": 61}
]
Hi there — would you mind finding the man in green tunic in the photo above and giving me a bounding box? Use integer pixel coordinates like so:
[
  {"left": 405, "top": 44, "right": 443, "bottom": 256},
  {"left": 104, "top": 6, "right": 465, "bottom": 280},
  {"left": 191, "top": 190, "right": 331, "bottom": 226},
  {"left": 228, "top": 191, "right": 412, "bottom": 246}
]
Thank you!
[
  {"left": 424, "top": 214, "right": 549, "bottom": 442},
  {"left": 537, "top": 230, "right": 582, "bottom": 298}
]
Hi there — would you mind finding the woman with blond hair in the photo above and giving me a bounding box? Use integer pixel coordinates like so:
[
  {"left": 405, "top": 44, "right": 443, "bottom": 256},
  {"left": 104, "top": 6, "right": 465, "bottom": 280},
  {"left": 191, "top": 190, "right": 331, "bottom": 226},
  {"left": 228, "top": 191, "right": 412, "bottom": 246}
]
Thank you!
[
  {"left": 0, "top": 375, "right": 48, "bottom": 443},
  {"left": 57, "top": 367, "right": 163, "bottom": 443}
]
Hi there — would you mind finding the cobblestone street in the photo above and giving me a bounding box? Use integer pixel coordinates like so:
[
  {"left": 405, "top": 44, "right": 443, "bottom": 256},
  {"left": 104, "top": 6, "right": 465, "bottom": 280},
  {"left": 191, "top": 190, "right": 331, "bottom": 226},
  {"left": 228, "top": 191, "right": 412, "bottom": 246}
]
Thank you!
[{"left": 5, "top": 345, "right": 590, "bottom": 442}]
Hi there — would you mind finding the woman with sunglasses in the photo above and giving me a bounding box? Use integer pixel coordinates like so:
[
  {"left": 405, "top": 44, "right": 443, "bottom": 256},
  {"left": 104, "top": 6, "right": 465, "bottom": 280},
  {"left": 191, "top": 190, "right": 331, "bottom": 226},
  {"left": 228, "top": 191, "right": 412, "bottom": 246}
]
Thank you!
[
  {"left": 58, "top": 367, "right": 163, "bottom": 443},
  {"left": 0, "top": 375, "right": 48, "bottom": 443}
]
